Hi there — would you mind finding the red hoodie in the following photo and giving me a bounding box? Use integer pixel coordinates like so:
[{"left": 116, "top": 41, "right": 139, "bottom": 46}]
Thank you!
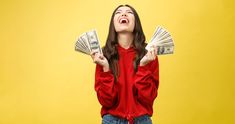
[{"left": 95, "top": 45, "right": 159, "bottom": 124}]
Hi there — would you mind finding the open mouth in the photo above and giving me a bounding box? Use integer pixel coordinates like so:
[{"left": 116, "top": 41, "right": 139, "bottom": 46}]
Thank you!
[{"left": 119, "top": 18, "right": 129, "bottom": 24}]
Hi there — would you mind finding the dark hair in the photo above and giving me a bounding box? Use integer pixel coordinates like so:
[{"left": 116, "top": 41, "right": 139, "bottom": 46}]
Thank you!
[{"left": 103, "top": 4, "right": 147, "bottom": 81}]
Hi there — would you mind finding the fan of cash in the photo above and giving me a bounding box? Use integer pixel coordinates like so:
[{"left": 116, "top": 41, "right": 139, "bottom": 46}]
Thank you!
[
  {"left": 75, "top": 26, "right": 174, "bottom": 55},
  {"left": 145, "top": 26, "right": 174, "bottom": 55},
  {"left": 75, "top": 29, "right": 102, "bottom": 55}
]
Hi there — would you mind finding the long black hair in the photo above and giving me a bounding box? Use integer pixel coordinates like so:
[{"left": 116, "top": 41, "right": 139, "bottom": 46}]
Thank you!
[{"left": 102, "top": 4, "right": 147, "bottom": 81}]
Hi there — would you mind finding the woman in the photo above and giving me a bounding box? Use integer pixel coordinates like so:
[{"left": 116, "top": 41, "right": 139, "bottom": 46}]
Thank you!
[{"left": 91, "top": 4, "right": 159, "bottom": 124}]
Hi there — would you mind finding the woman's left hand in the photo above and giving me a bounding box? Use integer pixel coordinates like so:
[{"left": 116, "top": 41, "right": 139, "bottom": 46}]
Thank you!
[{"left": 140, "top": 45, "right": 158, "bottom": 66}]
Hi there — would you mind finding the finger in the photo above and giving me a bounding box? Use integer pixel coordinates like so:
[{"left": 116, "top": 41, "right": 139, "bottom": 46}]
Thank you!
[
  {"left": 149, "top": 48, "right": 154, "bottom": 57},
  {"left": 90, "top": 51, "right": 98, "bottom": 60},
  {"left": 146, "top": 52, "right": 152, "bottom": 61},
  {"left": 146, "top": 51, "right": 151, "bottom": 58},
  {"left": 150, "top": 46, "right": 154, "bottom": 52},
  {"left": 94, "top": 53, "right": 101, "bottom": 62},
  {"left": 154, "top": 46, "right": 158, "bottom": 56},
  {"left": 149, "top": 52, "right": 154, "bottom": 60},
  {"left": 90, "top": 51, "right": 97, "bottom": 56},
  {"left": 94, "top": 57, "right": 102, "bottom": 65},
  {"left": 95, "top": 52, "right": 101, "bottom": 59},
  {"left": 97, "top": 54, "right": 104, "bottom": 61},
  {"left": 152, "top": 54, "right": 156, "bottom": 60},
  {"left": 93, "top": 57, "right": 98, "bottom": 63},
  {"left": 149, "top": 44, "right": 154, "bottom": 49},
  {"left": 150, "top": 49, "right": 156, "bottom": 60},
  {"left": 150, "top": 44, "right": 157, "bottom": 55},
  {"left": 90, "top": 51, "right": 94, "bottom": 55},
  {"left": 99, "top": 54, "right": 104, "bottom": 60}
]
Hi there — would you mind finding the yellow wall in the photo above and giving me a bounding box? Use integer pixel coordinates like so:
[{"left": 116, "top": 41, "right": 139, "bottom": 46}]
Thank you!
[{"left": 0, "top": 0, "right": 235, "bottom": 124}]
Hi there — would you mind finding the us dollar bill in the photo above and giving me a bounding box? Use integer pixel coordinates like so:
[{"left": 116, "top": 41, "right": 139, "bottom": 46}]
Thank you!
[
  {"left": 86, "top": 30, "right": 102, "bottom": 54},
  {"left": 146, "top": 26, "right": 174, "bottom": 55},
  {"left": 75, "top": 29, "right": 102, "bottom": 55},
  {"left": 157, "top": 45, "right": 174, "bottom": 55}
]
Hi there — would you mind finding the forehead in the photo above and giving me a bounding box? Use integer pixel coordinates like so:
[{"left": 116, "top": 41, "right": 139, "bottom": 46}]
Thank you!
[{"left": 116, "top": 6, "right": 132, "bottom": 11}]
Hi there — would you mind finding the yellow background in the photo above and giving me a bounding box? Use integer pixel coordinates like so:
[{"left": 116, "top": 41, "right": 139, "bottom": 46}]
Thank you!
[{"left": 0, "top": 0, "right": 235, "bottom": 124}]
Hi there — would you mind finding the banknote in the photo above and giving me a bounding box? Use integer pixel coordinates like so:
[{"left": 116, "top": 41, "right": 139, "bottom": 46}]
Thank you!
[
  {"left": 146, "top": 26, "right": 174, "bottom": 55},
  {"left": 75, "top": 29, "right": 102, "bottom": 55}
]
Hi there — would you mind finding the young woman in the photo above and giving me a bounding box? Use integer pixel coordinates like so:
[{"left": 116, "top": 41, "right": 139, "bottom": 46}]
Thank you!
[{"left": 91, "top": 4, "right": 159, "bottom": 124}]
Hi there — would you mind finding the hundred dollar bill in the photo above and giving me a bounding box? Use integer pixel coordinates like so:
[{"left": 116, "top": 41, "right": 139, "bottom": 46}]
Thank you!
[
  {"left": 146, "top": 26, "right": 174, "bottom": 55},
  {"left": 75, "top": 38, "right": 90, "bottom": 55},
  {"left": 75, "top": 29, "right": 102, "bottom": 55},
  {"left": 157, "top": 46, "right": 174, "bottom": 55},
  {"left": 86, "top": 30, "right": 102, "bottom": 54},
  {"left": 80, "top": 33, "right": 91, "bottom": 53}
]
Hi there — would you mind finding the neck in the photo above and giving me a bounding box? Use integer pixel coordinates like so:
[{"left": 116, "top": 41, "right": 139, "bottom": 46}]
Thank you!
[{"left": 117, "top": 32, "right": 134, "bottom": 49}]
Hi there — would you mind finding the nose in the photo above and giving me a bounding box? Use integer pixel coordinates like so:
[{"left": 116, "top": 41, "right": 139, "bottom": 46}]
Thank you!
[{"left": 121, "top": 13, "right": 127, "bottom": 17}]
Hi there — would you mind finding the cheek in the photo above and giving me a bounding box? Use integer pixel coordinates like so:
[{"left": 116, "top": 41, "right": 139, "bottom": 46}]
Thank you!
[
  {"left": 131, "top": 17, "right": 135, "bottom": 28},
  {"left": 113, "top": 20, "right": 118, "bottom": 30},
  {"left": 113, "top": 17, "right": 119, "bottom": 27}
]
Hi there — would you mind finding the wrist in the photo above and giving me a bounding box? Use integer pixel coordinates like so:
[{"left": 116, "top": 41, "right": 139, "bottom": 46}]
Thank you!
[
  {"left": 140, "top": 62, "right": 146, "bottom": 66},
  {"left": 103, "top": 65, "right": 109, "bottom": 72},
  {"left": 140, "top": 60, "right": 148, "bottom": 66}
]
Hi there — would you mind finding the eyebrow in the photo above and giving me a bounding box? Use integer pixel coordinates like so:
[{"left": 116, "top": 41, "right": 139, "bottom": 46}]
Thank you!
[{"left": 116, "top": 9, "right": 133, "bottom": 12}]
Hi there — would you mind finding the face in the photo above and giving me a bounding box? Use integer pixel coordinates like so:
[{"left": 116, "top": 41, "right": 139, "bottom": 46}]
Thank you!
[{"left": 113, "top": 6, "right": 135, "bottom": 33}]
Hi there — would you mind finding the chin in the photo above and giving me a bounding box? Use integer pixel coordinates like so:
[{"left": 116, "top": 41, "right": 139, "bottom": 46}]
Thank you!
[
  {"left": 116, "top": 30, "right": 133, "bottom": 33},
  {"left": 116, "top": 28, "right": 134, "bottom": 33}
]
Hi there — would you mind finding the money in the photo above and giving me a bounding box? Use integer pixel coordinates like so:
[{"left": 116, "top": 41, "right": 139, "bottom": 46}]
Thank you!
[
  {"left": 146, "top": 26, "right": 174, "bottom": 55},
  {"left": 75, "top": 27, "right": 174, "bottom": 55},
  {"left": 75, "top": 29, "right": 102, "bottom": 55}
]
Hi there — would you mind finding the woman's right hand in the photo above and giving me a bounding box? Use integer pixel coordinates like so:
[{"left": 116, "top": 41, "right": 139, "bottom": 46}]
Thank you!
[{"left": 91, "top": 52, "right": 110, "bottom": 72}]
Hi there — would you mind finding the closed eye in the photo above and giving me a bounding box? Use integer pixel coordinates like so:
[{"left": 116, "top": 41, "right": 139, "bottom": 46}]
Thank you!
[{"left": 115, "top": 11, "right": 121, "bottom": 14}]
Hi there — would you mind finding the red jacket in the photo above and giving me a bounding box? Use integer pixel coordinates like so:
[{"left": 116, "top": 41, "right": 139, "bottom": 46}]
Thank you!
[{"left": 95, "top": 45, "right": 159, "bottom": 123}]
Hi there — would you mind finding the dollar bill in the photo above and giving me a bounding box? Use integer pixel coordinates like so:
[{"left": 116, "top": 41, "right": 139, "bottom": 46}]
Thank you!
[
  {"left": 75, "top": 29, "right": 102, "bottom": 55},
  {"left": 86, "top": 30, "right": 102, "bottom": 54},
  {"left": 146, "top": 26, "right": 174, "bottom": 55},
  {"left": 75, "top": 38, "right": 90, "bottom": 54},
  {"left": 157, "top": 46, "right": 174, "bottom": 55}
]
